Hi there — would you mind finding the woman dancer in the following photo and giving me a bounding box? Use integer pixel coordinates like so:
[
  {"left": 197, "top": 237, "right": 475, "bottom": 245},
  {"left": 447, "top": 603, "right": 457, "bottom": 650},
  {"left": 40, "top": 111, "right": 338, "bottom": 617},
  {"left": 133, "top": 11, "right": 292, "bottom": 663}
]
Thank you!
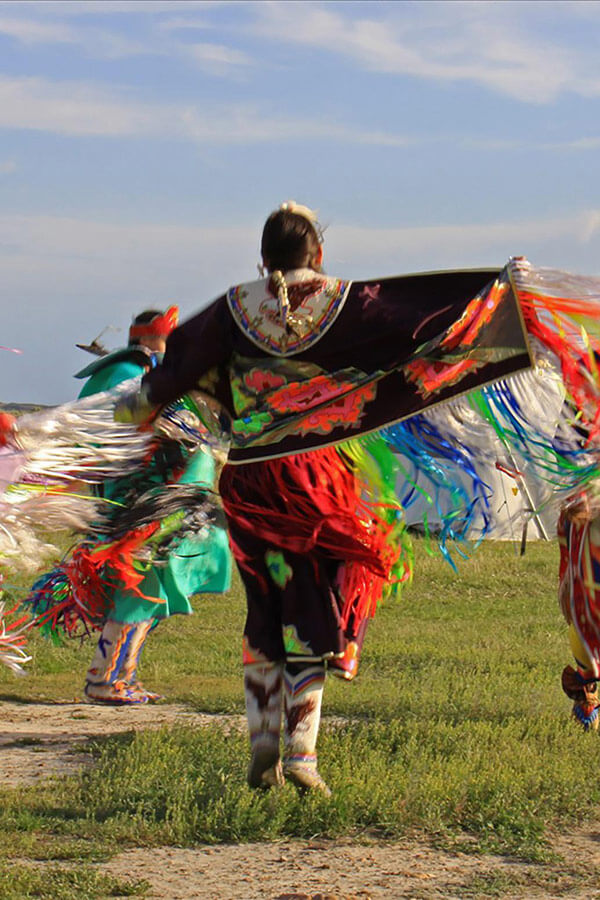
[{"left": 116, "top": 202, "right": 532, "bottom": 791}]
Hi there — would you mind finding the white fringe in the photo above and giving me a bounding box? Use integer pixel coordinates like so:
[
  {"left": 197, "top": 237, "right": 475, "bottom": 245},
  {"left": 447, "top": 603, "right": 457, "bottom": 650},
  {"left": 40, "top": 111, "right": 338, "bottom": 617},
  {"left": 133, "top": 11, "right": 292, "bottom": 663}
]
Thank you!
[{"left": 0, "top": 600, "right": 31, "bottom": 675}]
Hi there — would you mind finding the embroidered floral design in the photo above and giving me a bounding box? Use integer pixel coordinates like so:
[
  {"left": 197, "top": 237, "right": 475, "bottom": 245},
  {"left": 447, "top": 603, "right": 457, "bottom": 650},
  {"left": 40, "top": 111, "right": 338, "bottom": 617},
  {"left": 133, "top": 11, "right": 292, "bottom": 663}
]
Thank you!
[
  {"left": 244, "top": 369, "right": 286, "bottom": 394},
  {"left": 267, "top": 376, "right": 377, "bottom": 436},
  {"left": 269, "top": 375, "right": 352, "bottom": 414},
  {"left": 282, "top": 624, "right": 313, "bottom": 656},
  {"left": 265, "top": 550, "right": 293, "bottom": 588},
  {"left": 295, "top": 384, "right": 377, "bottom": 436},
  {"left": 442, "top": 280, "right": 507, "bottom": 350},
  {"left": 234, "top": 410, "right": 274, "bottom": 436},
  {"left": 404, "top": 279, "right": 512, "bottom": 400}
]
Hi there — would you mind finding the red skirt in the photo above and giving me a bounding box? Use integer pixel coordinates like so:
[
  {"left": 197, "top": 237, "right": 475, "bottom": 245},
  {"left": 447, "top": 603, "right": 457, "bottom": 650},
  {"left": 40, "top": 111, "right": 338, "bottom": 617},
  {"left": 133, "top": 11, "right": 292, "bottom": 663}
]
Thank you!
[{"left": 219, "top": 447, "right": 405, "bottom": 678}]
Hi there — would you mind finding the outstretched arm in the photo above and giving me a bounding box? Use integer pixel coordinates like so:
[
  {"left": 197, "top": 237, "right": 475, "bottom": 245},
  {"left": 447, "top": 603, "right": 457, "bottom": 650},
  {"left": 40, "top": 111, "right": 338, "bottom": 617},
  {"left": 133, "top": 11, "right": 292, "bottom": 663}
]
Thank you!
[
  {"left": 144, "top": 295, "right": 232, "bottom": 405},
  {"left": 115, "top": 295, "right": 232, "bottom": 423}
]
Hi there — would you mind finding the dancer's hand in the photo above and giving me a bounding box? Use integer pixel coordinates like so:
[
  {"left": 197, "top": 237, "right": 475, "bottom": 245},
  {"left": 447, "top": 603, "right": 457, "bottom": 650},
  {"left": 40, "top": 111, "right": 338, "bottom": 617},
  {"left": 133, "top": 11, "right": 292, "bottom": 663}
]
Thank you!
[{"left": 510, "top": 255, "right": 531, "bottom": 271}]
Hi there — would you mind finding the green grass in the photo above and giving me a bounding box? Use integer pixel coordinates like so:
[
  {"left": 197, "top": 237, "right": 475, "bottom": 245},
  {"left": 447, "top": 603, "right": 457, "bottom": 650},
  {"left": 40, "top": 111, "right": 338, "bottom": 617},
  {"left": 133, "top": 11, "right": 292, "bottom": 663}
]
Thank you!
[
  {"left": 0, "top": 539, "right": 593, "bottom": 889},
  {"left": 0, "top": 861, "right": 148, "bottom": 899}
]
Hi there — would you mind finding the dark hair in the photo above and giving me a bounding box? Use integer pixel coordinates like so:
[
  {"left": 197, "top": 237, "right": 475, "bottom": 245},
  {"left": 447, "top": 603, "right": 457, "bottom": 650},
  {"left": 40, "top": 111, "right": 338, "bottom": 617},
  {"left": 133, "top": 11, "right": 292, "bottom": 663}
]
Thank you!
[
  {"left": 261, "top": 209, "right": 320, "bottom": 273},
  {"left": 128, "top": 309, "right": 164, "bottom": 345}
]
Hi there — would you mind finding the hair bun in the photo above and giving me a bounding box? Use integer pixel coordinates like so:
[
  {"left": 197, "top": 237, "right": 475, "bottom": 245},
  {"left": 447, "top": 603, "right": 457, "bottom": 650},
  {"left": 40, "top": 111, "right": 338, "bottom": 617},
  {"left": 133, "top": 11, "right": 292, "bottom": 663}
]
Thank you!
[{"left": 279, "top": 201, "right": 323, "bottom": 243}]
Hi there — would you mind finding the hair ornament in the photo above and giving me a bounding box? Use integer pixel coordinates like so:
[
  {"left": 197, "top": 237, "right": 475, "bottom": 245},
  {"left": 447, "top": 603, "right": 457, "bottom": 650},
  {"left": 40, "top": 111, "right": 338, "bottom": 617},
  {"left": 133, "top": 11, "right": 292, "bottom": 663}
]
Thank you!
[
  {"left": 270, "top": 269, "right": 289, "bottom": 328},
  {"left": 279, "top": 201, "right": 324, "bottom": 244}
]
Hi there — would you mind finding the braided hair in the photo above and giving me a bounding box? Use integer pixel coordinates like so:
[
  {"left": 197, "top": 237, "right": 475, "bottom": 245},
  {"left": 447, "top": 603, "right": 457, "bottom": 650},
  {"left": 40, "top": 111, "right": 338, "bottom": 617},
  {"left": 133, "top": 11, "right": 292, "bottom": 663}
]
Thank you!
[{"left": 261, "top": 203, "right": 323, "bottom": 327}]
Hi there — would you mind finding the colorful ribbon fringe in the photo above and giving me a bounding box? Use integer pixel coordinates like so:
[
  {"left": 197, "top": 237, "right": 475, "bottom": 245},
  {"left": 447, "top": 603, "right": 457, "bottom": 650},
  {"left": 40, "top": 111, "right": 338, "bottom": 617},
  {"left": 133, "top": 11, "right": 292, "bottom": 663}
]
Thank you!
[{"left": 5, "top": 259, "right": 600, "bottom": 670}]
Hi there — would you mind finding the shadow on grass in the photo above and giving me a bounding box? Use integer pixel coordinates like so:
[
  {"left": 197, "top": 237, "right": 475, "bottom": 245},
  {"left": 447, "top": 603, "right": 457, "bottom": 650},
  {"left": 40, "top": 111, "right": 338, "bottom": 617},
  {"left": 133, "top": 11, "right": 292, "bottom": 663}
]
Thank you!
[
  {"left": 0, "top": 692, "right": 45, "bottom": 705},
  {"left": 1, "top": 736, "right": 45, "bottom": 748},
  {"left": 0, "top": 693, "right": 81, "bottom": 705},
  {"left": 83, "top": 731, "right": 137, "bottom": 756}
]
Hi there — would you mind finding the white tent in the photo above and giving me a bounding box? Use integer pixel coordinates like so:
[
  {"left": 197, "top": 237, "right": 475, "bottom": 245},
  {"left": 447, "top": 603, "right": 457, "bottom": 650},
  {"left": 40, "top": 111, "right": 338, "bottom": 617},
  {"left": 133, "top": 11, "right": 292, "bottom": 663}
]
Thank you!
[{"left": 398, "top": 454, "right": 557, "bottom": 542}]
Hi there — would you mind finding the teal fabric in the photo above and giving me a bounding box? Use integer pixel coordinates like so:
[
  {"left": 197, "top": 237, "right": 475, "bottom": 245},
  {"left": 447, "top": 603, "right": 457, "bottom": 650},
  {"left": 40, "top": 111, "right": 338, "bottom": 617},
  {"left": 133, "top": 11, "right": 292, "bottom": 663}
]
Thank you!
[
  {"left": 78, "top": 359, "right": 145, "bottom": 396},
  {"left": 77, "top": 354, "right": 231, "bottom": 623}
]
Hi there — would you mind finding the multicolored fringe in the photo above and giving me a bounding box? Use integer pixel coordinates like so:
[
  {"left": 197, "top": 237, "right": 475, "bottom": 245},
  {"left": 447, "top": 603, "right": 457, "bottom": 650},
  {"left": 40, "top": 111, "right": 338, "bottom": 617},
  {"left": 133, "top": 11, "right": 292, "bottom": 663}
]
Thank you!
[
  {"left": 13, "top": 377, "right": 156, "bottom": 482},
  {"left": 380, "top": 261, "right": 600, "bottom": 557},
  {"left": 24, "top": 544, "right": 112, "bottom": 641},
  {"left": 21, "top": 481, "right": 220, "bottom": 640},
  {"left": 159, "top": 390, "right": 231, "bottom": 459},
  {"left": 6, "top": 258, "right": 600, "bottom": 670},
  {"left": 558, "top": 506, "right": 600, "bottom": 679},
  {"left": 1, "top": 387, "right": 225, "bottom": 658},
  {"left": 0, "top": 597, "right": 32, "bottom": 675},
  {"left": 0, "top": 488, "right": 104, "bottom": 574},
  {"left": 0, "top": 378, "right": 158, "bottom": 572},
  {"left": 221, "top": 444, "right": 410, "bottom": 630}
]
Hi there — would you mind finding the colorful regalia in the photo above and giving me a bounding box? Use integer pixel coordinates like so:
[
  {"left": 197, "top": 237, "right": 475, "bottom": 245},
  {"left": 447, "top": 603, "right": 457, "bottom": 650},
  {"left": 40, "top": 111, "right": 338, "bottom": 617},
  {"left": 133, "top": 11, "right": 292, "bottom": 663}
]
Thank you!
[
  {"left": 558, "top": 488, "right": 600, "bottom": 730},
  {"left": 73, "top": 343, "right": 231, "bottom": 626},
  {"left": 111, "top": 255, "right": 599, "bottom": 788},
  {"left": 3, "top": 254, "right": 600, "bottom": 760}
]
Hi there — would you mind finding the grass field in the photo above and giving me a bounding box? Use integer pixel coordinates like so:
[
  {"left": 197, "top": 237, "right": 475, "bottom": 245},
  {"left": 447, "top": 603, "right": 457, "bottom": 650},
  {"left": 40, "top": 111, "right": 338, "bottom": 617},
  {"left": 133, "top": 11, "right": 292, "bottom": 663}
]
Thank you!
[{"left": 0, "top": 539, "right": 596, "bottom": 898}]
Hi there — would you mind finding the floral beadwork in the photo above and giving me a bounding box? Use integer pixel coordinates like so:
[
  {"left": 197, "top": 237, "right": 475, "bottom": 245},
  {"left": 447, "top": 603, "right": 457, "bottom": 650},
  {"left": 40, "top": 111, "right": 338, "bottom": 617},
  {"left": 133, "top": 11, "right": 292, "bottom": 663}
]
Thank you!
[
  {"left": 265, "top": 550, "right": 293, "bottom": 588},
  {"left": 282, "top": 624, "right": 314, "bottom": 657},
  {"left": 269, "top": 378, "right": 377, "bottom": 437}
]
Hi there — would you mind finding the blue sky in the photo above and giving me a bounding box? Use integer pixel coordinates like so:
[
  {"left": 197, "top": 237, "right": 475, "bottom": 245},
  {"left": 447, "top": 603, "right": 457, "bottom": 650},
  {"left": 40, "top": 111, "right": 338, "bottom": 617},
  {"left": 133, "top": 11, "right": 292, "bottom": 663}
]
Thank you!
[{"left": 1, "top": 0, "right": 600, "bottom": 403}]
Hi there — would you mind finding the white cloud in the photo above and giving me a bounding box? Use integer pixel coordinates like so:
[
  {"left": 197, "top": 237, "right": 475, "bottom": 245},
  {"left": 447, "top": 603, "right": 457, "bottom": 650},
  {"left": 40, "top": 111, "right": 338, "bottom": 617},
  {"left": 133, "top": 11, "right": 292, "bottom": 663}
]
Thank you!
[
  {"left": 556, "top": 136, "right": 600, "bottom": 150},
  {"left": 325, "top": 209, "right": 600, "bottom": 274},
  {"left": 1, "top": 208, "right": 598, "bottom": 289},
  {"left": 0, "top": 14, "right": 147, "bottom": 58},
  {"left": 0, "top": 16, "right": 75, "bottom": 44},
  {"left": 0, "top": 10, "right": 254, "bottom": 76},
  {"left": 3, "top": 2, "right": 600, "bottom": 101},
  {"left": 251, "top": 1, "right": 600, "bottom": 104},
  {"left": 0, "top": 75, "right": 412, "bottom": 145},
  {"left": 0, "top": 1, "right": 211, "bottom": 14},
  {"left": 0, "top": 77, "right": 160, "bottom": 137},
  {"left": 460, "top": 134, "right": 600, "bottom": 152},
  {"left": 157, "top": 15, "right": 214, "bottom": 33},
  {"left": 187, "top": 41, "right": 253, "bottom": 74}
]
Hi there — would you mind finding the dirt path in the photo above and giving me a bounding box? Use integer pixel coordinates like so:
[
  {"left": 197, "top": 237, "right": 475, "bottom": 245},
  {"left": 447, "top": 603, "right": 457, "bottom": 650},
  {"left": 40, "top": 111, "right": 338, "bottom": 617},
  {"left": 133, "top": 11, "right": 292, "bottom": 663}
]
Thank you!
[
  {"left": 3, "top": 701, "right": 600, "bottom": 899},
  {"left": 0, "top": 699, "right": 244, "bottom": 787},
  {"left": 101, "top": 837, "right": 600, "bottom": 900},
  {"left": 101, "top": 840, "right": 538, "bottom": 900}
]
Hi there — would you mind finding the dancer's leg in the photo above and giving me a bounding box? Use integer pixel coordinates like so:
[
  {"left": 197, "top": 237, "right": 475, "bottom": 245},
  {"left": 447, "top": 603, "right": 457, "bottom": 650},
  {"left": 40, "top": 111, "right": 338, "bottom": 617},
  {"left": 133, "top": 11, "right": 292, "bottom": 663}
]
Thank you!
[
  {"left": 84, "top": 619, "right": 149, "bottom": 705},
  {"left": 118, "top": 619, "right": 163, "bottom": 702},
  {"left": 244, "top": 660, "right": 284, "bottom": 788},
  {"left": 282, "top": 662, "right": 330, "bottom": 795}
]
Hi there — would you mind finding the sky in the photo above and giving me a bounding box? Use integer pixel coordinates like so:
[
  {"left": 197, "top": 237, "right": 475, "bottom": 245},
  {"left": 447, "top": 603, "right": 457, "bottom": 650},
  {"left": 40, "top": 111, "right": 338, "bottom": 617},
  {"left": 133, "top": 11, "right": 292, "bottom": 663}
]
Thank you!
[{"left": 1, "top": 0, "right": 600, "bottom": 403}]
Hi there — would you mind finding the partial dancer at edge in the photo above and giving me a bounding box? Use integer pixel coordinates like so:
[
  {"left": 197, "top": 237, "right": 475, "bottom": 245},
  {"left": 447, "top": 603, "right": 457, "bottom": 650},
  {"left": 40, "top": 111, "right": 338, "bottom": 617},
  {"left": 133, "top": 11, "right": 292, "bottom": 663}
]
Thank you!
[
  {"left": 71, "top": 308, "right": 232, "bottom": 704},
  {"left": 4, "top": 309, "right": 232, "bottom": 704}
]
